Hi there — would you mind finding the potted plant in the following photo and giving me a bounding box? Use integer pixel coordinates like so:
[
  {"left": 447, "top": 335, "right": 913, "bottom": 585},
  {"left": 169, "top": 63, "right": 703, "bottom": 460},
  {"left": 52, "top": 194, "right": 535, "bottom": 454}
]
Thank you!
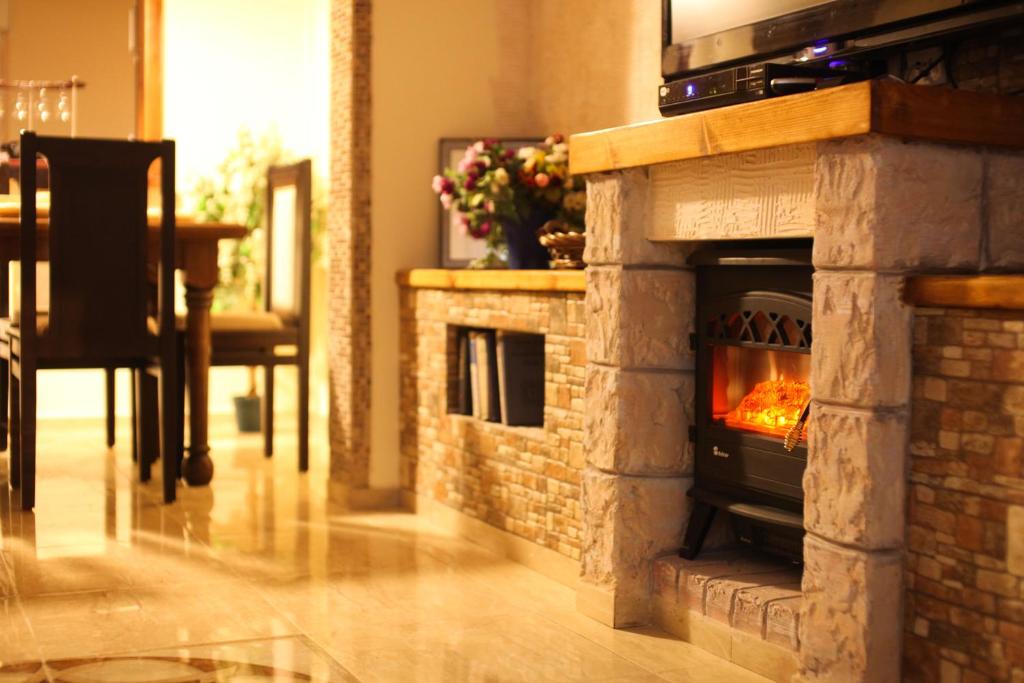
[{"left": 432, "top": 135, "right": 586, "bottom": 269}]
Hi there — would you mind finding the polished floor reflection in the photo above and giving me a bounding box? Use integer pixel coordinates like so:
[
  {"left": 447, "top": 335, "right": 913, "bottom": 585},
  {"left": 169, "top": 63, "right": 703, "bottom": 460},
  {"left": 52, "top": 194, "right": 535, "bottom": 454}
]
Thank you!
[{"left": 0, "top": 416, "right": 766, "bottom": 682}]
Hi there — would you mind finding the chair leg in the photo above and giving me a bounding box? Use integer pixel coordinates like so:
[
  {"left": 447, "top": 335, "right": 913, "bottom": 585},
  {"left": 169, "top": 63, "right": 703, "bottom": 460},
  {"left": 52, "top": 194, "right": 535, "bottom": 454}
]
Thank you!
[
  {"left": 298, "top": 355, "right": 309, "bottom": 473},
  {"left": 10, "top": 368, "right": 20, "bottom": 488},
  {"left": 131, "top": 369, "right": 138, "bottom": 463},
  {"left": 105, "top": 367, "right": 116, "bottom": 447},
  {"left": 263, "top": 365, "right": 274, "bottom": 457},
  {"left": 20, "top": 366, "right": 36, "bottom": 511},
  {"left": 137, "top": 368, "right": 157, "bottom": 483},
  {"left": 159, "top": 362, "right": 177, "bottom": 504},
  {"left": 0, "top": 353, "right": 8, "bottom": 452},
  {"left": 176, "top": 334, "right": 186, "bottom": 480}
]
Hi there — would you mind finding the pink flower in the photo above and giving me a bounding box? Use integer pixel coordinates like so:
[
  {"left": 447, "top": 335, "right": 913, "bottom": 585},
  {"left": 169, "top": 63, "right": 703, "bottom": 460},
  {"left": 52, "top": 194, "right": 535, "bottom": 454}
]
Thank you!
[
  {"left": 535, "top": 173, "right": 550, "bottom": 188},
  {"left": 440, "top": 193, "right": 453, "bottom": 209},
  {"left": 457, "top": 146, "right": 478, "bottom": 173},
  {"left": 431, "top": 174, "right": 445, "bottom": 193},
  {"left": 485, "top": 200, "right": 496, "bottom": 213},
  {"left": 478, "top": 221, "right": 492, "bottom": 236}
]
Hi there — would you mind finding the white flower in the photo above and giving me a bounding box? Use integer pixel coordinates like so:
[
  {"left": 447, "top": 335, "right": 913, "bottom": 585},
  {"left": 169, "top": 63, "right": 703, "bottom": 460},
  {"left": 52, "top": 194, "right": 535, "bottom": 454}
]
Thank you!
[
  {"left": 474, "top": 141, "right": 485, "bottom": 153},
  {"left": 517, "top": 146, "right": 536, "bottom": 160},
  {"left": 553, "top": 142, "right": 568, "bottom": 154},
  {"left": 494, "top": 167, "right": 509, "bottom": 185}
]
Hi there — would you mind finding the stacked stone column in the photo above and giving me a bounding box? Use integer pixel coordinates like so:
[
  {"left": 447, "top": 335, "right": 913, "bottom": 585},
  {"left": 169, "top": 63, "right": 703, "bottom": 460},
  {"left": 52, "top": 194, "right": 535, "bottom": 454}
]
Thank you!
[
  {"left": 801, "top": 135, "right": 985, "bottom": 682},
  {"left": 578, "top": 169, "right": 695, "bottom": 627}
]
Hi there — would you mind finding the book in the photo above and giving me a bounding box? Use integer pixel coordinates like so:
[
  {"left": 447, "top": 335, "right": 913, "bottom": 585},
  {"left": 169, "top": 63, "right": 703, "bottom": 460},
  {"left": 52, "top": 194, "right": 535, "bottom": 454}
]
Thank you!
[
  {"left": 472, "top": 330, "right": 501, "bottom": 422},
  {"left": 496, "top": 332, "right": 545, "bottom": 426},
  {"left": 455, "top": 330, "right": 472, "bottom": 415},
  {"left": 468, "top": 331, "right": 482, "bottom": 419}
]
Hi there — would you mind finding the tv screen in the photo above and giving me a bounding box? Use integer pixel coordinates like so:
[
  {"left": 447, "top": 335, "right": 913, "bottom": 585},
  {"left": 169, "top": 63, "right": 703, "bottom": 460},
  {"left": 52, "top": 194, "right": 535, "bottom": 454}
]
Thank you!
[{"left": 662, "top": 0, "right": 1016, "bottom": 79}]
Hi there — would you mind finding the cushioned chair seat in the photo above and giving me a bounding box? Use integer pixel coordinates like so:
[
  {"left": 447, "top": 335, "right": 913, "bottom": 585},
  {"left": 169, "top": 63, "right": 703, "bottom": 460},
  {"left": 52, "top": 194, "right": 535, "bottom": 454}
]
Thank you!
[{"left": 175, "top": 310, "right": 286, "bottom": 333}]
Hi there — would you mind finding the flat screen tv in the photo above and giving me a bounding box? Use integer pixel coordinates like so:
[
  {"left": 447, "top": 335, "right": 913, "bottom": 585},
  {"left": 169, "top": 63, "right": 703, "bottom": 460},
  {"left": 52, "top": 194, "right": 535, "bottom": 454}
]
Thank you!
[{"left": 662, "top": 0, "right": 1023, "bottom": 80}]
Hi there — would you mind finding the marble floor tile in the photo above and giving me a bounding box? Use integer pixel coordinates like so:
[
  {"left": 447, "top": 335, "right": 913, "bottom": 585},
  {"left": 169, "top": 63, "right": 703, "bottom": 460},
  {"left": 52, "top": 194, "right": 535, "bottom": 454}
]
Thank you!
[{"left": 0, "top": 417, "right": 769, "bottom": 682}]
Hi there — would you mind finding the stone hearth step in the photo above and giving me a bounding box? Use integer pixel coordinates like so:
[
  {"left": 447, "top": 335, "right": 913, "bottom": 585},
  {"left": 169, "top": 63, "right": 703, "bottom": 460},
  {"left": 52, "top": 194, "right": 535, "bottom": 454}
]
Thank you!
[{"left": 652, "top": 549, "right": 801, "bottom": 683}]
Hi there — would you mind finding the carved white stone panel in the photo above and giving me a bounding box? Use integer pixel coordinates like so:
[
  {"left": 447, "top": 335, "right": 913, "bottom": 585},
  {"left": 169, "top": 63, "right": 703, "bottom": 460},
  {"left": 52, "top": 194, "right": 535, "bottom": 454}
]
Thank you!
[{"left": 647, "top": 143, "right": 817, "bottom": 241}]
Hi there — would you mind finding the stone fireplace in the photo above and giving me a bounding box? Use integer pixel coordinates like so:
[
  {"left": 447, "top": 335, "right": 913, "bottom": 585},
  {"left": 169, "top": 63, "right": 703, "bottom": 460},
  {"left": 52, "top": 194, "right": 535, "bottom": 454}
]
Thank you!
[
  {"left": 399, "top": 82, "right": 1024, "bottom": 683},
  {"left": 571, "top": 82, "right": 1024, "bottom": 682}
]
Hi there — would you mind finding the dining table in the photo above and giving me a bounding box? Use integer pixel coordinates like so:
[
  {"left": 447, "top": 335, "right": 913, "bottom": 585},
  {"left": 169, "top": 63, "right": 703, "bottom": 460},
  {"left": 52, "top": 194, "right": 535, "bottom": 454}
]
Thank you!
[{"left": 0, "top": 210, "right": 246, "bottom": 487}]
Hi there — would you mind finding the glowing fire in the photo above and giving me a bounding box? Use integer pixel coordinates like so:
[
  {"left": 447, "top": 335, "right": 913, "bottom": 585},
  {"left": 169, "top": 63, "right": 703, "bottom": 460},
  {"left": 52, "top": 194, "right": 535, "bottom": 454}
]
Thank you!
[{"left": 719, "top": 377, "right": 811, "bottom": 439}]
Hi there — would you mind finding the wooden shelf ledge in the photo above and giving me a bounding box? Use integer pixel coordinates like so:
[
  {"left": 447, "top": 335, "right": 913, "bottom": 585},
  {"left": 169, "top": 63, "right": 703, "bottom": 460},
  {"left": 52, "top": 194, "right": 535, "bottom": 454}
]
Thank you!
[
  {"left": 905, "top": 275, "right": 1024, "bottom": 310},
  {"left": 570, "top": 80, "right": 1024, "bottom": 175},
  {"left": 397, "top": 268, "right": 585, "bottom": 293}
]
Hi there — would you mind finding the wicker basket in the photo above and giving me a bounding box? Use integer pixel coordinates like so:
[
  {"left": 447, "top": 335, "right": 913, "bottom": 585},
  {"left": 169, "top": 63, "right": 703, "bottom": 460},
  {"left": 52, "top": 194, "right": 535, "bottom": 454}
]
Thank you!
[{"left": 537, "top": 230, "right": 586, "bottom": 270}]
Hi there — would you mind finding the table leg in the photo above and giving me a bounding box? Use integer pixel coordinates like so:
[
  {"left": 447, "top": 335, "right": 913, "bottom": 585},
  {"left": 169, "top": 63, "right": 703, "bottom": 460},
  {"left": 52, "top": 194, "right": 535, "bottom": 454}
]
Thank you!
[{"left": 183, "top": 284, "right": 214, "bottom": 485}]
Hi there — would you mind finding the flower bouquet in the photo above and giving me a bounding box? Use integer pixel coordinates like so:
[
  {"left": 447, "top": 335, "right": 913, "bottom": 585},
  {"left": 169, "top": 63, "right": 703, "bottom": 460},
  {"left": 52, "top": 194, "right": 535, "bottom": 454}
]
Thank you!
[{"left": 432, "top": 135, "right": 585, "bottom": 269}]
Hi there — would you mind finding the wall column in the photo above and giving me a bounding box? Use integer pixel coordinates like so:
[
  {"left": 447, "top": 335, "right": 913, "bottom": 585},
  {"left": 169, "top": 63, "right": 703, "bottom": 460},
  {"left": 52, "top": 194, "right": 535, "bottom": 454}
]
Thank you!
[
  {"left": 800, "top": 135, "right": 985, "bottom": 681},
  {"left": 578, "top": 169, "right": 694, "bottom": 627},
  {"left": 327, "top": 0, "right": 373, "bottom": 499}
]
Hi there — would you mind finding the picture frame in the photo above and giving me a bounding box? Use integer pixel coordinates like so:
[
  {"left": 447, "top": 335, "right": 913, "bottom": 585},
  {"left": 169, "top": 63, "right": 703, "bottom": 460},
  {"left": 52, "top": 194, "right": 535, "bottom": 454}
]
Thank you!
[{"left": 437, "top": 137, "right": 543, "bottom": 269}]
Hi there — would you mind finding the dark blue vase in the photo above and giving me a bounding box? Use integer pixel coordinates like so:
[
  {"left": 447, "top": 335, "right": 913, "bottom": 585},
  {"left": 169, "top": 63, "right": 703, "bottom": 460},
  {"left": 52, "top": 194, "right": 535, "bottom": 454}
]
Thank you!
[{"left": 503, "top": 210, "right": 551, "bottom": 270}]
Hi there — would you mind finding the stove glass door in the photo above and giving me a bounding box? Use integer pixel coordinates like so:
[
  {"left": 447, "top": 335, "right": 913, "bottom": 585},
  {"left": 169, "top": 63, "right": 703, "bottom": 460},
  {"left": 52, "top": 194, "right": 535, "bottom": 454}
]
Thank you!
[{"left": 711, "top": 345, "right": 810, "bottom": 441}]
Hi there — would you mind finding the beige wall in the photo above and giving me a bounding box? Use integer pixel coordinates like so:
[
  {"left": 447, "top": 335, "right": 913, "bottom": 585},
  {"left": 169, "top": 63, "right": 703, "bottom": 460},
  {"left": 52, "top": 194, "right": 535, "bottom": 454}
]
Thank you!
[
  {"left": 369, "top": 1, "right": 540, "bottom": 489},
  {"left": 368, "top": 0, "right": 662, "bottom": 489},
  {"left": 531, "top": 0, "right": 662, "bottom": 134},
  {"left": 2, "top": 0, "right": 136, "bottom": 140}
]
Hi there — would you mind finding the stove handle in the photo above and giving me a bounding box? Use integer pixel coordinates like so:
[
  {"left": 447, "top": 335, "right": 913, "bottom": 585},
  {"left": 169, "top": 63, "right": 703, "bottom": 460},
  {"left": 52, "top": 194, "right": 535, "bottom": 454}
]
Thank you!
[{"left": 784, "top": 401, "right": 811, "bottom": 452}]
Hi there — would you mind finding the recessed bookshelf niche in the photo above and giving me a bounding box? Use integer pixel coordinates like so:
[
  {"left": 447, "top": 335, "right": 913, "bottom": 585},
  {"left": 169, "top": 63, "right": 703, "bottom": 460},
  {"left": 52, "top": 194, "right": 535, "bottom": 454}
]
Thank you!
[{"left": 447, "top": 326, "right": 545, "bottom": 427}]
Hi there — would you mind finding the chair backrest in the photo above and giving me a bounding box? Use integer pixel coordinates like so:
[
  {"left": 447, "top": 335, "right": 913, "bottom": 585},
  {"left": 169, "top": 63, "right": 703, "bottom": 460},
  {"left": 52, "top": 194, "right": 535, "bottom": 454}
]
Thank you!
[
  {"left": 19, "top": 132, "right": 175, "bottom": 362},
  {"left": 264, "top": 159, "right": 312, "bottom": 326}
]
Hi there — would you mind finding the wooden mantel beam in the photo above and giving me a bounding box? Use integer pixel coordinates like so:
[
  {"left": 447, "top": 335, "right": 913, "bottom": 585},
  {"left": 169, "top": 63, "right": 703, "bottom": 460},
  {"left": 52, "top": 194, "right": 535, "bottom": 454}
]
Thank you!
[
  {"left": 905, "top": 275, "right": 1024, "bottom": 310},
  {"left": 570, "top": 80, "right": 1024, "bottom": 176}
]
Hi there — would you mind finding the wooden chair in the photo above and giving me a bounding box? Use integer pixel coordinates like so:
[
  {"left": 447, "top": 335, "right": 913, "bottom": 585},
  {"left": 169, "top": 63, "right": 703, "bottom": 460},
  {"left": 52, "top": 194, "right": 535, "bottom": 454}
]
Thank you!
[
  {"left": 6, "top": 132, "right": 178, "bottom": 510},
  {"left": 177, "top": 159, "right": 312, "bottom": 470}
]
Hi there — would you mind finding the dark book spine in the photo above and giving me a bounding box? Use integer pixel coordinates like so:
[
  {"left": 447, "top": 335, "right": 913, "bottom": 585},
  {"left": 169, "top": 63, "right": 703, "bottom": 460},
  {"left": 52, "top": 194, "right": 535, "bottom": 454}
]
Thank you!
[{"left": 457, "top": 330, "right": 471, "bottom": 415}]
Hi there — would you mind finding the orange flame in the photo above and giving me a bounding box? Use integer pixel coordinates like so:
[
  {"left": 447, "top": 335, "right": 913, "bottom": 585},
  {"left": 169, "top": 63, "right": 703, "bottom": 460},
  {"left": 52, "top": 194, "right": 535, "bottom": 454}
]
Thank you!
[{"left": 719, "top": 378, "right": 810, "bottom": 439}]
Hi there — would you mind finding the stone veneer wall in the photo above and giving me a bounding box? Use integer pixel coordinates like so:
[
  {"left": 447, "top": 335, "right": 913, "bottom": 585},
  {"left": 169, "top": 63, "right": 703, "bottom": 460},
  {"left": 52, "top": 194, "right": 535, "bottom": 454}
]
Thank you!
[
  {"left": 905, "top": 307, "right": 1024, "bottom": 683},
  {"left": 398, "top": 285, "right": 586, "bottom": 560}
]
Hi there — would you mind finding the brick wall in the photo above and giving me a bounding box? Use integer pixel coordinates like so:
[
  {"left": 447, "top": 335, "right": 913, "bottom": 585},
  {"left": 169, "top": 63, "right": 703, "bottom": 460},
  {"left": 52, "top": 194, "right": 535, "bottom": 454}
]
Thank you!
[
  {"left": 399, "top": 286, "right": 585, "bottom": 560},
  {"left": 905, "top": 307, "right": 1024, "bottom": 683}
]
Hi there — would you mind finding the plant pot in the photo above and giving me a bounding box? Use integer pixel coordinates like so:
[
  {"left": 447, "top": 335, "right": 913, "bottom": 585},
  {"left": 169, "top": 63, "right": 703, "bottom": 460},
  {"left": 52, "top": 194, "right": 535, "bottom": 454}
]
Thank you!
[
  {"left": 233, "top": 395, "right": 261, "bottom": 433},
  {"left": 502, "top": 211, "right": 551, "bottom": 270}
]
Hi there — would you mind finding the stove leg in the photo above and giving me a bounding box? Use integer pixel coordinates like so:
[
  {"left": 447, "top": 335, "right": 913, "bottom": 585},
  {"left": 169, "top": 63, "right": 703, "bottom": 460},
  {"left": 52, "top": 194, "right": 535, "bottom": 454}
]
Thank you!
[{"left": 680, "top": 500, "right": 717, "bottom": 560}]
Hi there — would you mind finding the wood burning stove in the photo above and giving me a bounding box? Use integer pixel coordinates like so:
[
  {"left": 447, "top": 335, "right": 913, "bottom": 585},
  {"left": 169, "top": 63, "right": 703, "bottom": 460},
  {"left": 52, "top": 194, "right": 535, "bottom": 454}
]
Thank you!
[{"left": 682, "top": 243, "right": 813, "bottom": 562}]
